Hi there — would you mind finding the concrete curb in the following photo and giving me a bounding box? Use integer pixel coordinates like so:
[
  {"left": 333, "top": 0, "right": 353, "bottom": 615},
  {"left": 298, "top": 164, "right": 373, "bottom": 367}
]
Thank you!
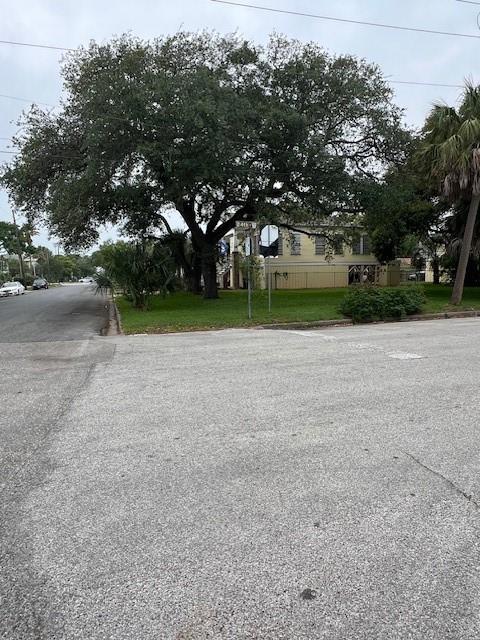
[
  {"left": 257, "top": 310, "right": 480, "bottom": 332},
  {"left": 111, "top": 297, "right": 124, "bottom": 335},
  {"left": 403, "top": 310, "right": 479, "bottom": 322},
  {"left": 102, "top": 295, "right": 123, "bottom": 336},
  {"left": 257, "top": 318, "right": 353, "bottom": 330}
]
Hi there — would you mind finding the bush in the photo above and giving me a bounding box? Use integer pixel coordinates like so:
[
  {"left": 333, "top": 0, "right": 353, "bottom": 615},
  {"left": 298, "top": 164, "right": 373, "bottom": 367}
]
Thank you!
[
  {"left": 13, "top": 273, "right": 34, "bottom": 287},
  {"left": 95, "top": 240, "right": 176, "bottom": 309},
  {"left": 340, "top": 286, "right": 425, "bottom": 323}
]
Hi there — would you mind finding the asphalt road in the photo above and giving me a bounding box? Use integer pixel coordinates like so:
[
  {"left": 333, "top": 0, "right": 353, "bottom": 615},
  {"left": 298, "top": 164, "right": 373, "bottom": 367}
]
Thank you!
[
  {"left": 0, "top": 284, "right": 108, "bottom": 343},
  {"left": 2, "top": 312, "right": 480, "bottom": 639},
  {"left": 0, "top": 284, "right": 112, "bottom": 639}
]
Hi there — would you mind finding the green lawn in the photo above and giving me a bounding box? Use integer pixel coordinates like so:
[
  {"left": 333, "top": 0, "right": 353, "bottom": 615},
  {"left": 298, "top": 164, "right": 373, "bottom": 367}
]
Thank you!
[
  {"left": 116, "top": 284, "right": 480, "bottom": 334},
  {"left": 422, "top": 284, "right": 480, "bottom": 313}
]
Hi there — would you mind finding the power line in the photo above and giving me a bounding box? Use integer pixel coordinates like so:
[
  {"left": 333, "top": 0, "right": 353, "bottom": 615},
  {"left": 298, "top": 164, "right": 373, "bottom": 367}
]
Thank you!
[
  {"left": 210, "top": 0, "right": 480, "bottom": 39},
  {"left": 0, "top": 38, "right": 72, "bottom": 52},
  {"left": 0, "top": 93, "right": 55, "bottom": 107},
  {"left": 389, "top": 80, "right": 464, "bottom": 88},
  {"left": 0, "top": 37, "right": 467, "bottom": 108},
  {"left": 0, "top": 149, "right": 85, "bottom": 160},
  {"left": 456, "top": 0, "right": 480, "bottom": 5}
]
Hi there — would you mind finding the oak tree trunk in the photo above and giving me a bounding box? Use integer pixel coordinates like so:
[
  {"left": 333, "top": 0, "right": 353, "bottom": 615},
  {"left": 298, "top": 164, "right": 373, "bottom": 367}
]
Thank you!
[
  {"left": 432, "top": 257, "right": 440, "bottom": 285},
  {"left": 184, "top": 253, "right": 202, "bottom": 294},
  {"left": 201, "top": 245, "right": 218, "bottom": 299}
]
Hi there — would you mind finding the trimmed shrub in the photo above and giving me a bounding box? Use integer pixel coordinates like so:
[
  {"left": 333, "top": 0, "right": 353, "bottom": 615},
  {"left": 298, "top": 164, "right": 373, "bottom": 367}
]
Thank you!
[{"left": 340, "top": 286, "right": 425, "bottom": 323}]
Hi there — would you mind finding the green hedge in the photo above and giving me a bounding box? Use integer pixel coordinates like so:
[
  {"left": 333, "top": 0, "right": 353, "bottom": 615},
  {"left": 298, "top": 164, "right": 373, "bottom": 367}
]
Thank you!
[{"left": 340, "top": 286, "right": 426, "bottom": 323}]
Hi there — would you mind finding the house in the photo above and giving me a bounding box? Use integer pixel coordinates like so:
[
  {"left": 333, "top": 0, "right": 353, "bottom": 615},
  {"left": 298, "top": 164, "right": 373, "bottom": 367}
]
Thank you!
[{"left": 221, "top": 225, "right": 400, "bottom": 289}]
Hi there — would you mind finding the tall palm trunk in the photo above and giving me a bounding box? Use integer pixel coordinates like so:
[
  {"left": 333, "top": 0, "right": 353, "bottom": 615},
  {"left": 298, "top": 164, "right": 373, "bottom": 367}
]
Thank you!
[{"left": 451, "top": 194, "right": 480, "bottom": 304}]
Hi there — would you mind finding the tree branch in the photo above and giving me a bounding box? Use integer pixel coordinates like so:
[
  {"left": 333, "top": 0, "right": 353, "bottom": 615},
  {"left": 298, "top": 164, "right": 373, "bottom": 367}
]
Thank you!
[
  {"left": 211, "top": 204, "right": 256, "bottom": 242},
  {"left": 156, "top": 213, "right": 173, "bottom": 235}
]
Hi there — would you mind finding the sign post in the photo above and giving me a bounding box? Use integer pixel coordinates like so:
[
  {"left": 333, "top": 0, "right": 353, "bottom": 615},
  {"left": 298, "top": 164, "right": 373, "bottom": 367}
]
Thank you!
[
  {"left": 236, "top": 221, "right": 257, "bottom": 320},
  {"left": 267, "top": 224, "right": 272, "bottom": 312},
  {"left": 259, "top": 224, "right": 279, "bottom": 313},
  {"left": 245, "top": 235, "right": 252, "bottom": 320}
]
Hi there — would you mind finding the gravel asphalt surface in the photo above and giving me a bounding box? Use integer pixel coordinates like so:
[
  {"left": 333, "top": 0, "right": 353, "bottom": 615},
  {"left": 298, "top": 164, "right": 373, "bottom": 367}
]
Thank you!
[
  {"left": 2, "top": 293, "right": 480, "bottom": 638},
  {"left": 0, "top": 284, "right": 112, "bottom": 638}
]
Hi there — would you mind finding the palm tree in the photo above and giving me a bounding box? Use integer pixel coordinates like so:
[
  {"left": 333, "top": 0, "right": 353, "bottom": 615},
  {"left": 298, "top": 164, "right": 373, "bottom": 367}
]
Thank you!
[{"left": 420, "top": 84, "right": 480, "bottom": 304}]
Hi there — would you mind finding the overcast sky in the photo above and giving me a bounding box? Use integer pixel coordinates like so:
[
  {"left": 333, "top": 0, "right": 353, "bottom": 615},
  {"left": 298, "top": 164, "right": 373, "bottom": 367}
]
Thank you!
[{"left": 1, "top": 0, "right": 479, "bottom": 250}]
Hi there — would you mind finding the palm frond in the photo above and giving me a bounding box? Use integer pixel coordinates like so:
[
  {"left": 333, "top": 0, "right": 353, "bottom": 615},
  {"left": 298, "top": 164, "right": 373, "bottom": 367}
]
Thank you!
[
  {"left": 459, "top": 83, "right": 480, "bottom": 120},
  {"left": 418, "top": 86, "right": 480, "bottom": 198},
  {"left": 423, "top": 105, "right": 461, "bottom": 142},
  {"left": 456, "top": 118, "right": 480, "bottom": 147}
]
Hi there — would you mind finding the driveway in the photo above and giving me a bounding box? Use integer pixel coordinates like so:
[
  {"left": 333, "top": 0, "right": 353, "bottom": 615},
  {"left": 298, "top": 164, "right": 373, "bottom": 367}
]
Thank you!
[{"left": 2, "top": 316, "right": 480, "bottom": 638}]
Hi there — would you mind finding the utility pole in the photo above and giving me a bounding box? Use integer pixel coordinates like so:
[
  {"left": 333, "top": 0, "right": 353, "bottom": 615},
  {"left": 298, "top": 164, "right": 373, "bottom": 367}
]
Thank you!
[{"left": 11, "top": 210, "right": 25, "bottom": 281}]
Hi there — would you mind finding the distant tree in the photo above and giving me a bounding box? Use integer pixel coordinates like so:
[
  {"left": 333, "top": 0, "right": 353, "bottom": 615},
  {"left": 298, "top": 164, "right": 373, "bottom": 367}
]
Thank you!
[
  {"left": 360, "top": 155, "right": 443, "bottom": 265},
  {"left": 68, "top": 253, "right": 95, "bottom": 278},
  {"left": 7, "top": 258, "right": 19, "bottom": 277},
  {"left": 34, "top": 246, "right": 53, "bottom": 278},
  {"left": 0, "top": 221, "right": 19, "bottom": 255},
  {"left": 0, "top": 220, "right": 33, "bottom": 278},
  {"left": 1, "top": 32, "right": 407, "bottom": 298},
  {"left": 51, "top": 255, "right": 77, "bottom": 281}
]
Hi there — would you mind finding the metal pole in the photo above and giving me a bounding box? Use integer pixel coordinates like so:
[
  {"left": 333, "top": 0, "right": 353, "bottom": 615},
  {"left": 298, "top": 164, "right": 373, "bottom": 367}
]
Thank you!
[
  {"left": 247, "top": 231, "right": 252, "bottom": 320},
  {"left": 267, "top": 225, "right": 272, "bottom": 312},
  {"left": 11, "top": 210, "right": 25, "bottom": 281}
]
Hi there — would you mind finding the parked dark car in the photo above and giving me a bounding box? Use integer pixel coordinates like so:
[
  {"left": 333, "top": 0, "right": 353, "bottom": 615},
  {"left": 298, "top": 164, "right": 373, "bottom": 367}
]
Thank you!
[
  {"left": 407, "top": 271, "right": 426, "bottom": 282},
  {"left": 32, "top": 277, "right": 49, "bottom": 290}
]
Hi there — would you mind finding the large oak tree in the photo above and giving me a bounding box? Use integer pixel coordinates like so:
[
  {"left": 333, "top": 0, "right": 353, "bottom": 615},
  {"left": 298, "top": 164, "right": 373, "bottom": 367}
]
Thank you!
[{"left": 2, "top": 32, "right": 407, "bottom": 298}]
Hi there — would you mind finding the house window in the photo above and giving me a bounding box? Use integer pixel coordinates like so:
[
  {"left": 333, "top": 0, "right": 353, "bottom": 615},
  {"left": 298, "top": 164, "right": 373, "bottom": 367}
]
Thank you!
[
  {"left": 315, "top": 236, "right": 326, "bottom": 255},
  {"left": 290, "top": 233, "right": 301, "bottom": 256},
  {"left": 332, "top": 236, "right": 343, "bottom": 255},
  {"left": 352, "top": 234, "right": 371, "bottom": 255},
  {"left": 362, "top": 235, "right": 371, "bottom": 255}
]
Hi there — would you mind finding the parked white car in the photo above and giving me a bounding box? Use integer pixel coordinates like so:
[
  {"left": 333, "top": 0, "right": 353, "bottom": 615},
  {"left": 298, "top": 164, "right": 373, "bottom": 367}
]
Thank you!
[
  {"left": 78, "top": 276, "right": 95, "bottom": 284},
  {"left": 0, "top": 281, "right": 25, "bottom": 297}
]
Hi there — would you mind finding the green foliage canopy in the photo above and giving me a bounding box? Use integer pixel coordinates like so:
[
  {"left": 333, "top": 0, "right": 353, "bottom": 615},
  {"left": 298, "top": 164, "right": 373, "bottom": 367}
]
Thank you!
[{"left": 1, "top": 32, "right": 407, "bottom": 297}]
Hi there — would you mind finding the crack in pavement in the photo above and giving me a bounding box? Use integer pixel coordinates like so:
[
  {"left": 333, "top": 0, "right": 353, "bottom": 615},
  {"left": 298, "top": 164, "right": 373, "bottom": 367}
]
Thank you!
[{"left": 404, "top": 451, "right": 480, "bottom": 510}]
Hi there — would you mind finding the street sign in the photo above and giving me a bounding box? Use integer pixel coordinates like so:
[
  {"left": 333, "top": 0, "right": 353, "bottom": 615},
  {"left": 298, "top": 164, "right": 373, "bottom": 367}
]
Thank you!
[
  {"left": 236, "top": 221, "right": 257, "bottom": 229},
  {"left": 259, "top": 225, "right": 279, "bottom": 257},
  {"left": 259, "top": 225, "right": 279, "bottom": 312}
]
